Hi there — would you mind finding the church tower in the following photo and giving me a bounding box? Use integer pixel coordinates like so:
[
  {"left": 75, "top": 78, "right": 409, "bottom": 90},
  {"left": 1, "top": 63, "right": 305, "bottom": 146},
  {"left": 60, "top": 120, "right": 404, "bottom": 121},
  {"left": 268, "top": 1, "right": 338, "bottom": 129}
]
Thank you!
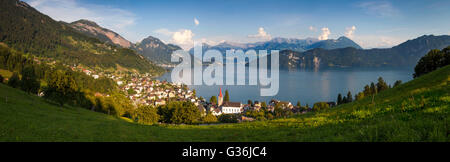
[{"left": 218, "top": 87, "right": 223, "bottom": 106}]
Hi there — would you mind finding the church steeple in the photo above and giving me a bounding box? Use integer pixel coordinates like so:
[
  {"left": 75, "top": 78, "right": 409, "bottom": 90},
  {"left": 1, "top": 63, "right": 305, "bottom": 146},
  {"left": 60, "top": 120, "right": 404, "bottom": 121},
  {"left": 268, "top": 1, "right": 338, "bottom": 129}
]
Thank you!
[{"left": 218, "top": 87, "right": 223, "bottom": 106}]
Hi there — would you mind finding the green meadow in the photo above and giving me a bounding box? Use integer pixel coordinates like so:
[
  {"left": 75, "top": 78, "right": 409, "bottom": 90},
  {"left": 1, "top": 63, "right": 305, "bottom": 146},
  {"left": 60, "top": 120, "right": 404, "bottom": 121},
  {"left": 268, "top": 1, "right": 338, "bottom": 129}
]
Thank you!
[{"left": 0, "top": 66, "right": 449, "bottom": 142}]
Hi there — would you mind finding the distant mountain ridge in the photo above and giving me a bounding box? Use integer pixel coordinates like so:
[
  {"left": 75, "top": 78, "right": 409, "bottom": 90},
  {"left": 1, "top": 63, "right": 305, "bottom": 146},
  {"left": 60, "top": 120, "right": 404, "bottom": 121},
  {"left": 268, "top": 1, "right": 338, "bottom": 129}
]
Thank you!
[
  {"left": 69, "top": 19, "right": 133, "bottom": 48},
  {"left": 189, "top": 36, "right": 362, "bottom": 55},
  {"left": 133, "top": 36, "right": 182, "bottom": 65},
  {"left": 68, "top": 19, "right": 182, "bottom": 65},
  {"left": 277, "top": 35, "right": 450, "bottom": 70}
]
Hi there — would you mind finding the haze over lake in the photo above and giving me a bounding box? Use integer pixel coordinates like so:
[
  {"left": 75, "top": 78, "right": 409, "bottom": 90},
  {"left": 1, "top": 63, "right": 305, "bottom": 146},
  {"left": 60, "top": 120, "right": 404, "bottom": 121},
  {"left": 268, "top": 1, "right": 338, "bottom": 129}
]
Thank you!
[{"left": 158, "top": 67, "right": 413, "bottom": 106}]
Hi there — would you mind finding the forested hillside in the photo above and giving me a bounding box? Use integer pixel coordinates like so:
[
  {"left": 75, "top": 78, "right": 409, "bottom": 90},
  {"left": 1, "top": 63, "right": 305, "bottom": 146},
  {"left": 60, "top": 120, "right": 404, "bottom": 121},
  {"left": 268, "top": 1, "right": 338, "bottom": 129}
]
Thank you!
[
  {"left": 278, "top": 35, "right": 450, "bottom": 70},
  {"left": 0, "top": 0, "right": 164, "bottom": 75}
]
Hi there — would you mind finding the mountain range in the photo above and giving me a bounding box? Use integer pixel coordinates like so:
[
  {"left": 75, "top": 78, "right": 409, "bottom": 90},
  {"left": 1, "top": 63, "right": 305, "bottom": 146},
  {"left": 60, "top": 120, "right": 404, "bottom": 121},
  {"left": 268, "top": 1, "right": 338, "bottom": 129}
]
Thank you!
[
  {"left": 189, "top": 36, "right": 362, "bottom": 55},
  {"left": 2, "top": 0, "right": 448, "bottom": 72},
  {"left": 277, "top": 35, "right": 450, "bottom": 70},
  {"left": 0, "top": 0, "right": 163, "bottom": 75},
  {"left": 68, "top": 19, "right": 182, "bottom": 65}
]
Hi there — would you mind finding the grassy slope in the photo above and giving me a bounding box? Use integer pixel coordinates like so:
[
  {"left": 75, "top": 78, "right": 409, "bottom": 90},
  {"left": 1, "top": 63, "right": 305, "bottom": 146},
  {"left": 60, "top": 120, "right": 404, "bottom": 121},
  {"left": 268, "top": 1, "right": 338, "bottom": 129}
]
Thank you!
[{"left": 0, "top": 66, "right": 449, "bottom": 142}]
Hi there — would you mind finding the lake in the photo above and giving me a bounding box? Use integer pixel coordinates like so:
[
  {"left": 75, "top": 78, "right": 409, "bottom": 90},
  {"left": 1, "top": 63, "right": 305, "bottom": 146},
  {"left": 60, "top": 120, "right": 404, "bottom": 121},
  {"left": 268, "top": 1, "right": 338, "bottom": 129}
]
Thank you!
[{"left": 157, "top": 67, "right": 413, "bottom": 106}]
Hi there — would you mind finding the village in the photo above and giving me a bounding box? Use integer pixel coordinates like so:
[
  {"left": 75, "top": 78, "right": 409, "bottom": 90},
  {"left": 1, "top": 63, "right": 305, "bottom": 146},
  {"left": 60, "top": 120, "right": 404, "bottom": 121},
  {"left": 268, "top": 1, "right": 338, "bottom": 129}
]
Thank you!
[{"left": 66, "top": 63, "right": 336, "bottom": 122}]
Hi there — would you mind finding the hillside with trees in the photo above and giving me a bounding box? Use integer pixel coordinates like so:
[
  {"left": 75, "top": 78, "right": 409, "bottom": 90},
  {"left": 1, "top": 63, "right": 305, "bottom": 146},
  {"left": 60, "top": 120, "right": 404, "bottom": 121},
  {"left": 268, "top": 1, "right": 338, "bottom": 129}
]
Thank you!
[
  {"left": 0, "top": 0, "right": 164, "bottom": 75},
  {"left": 0, "top": 63, "right": 448, "bottom": 141},
  {"left": 277, "top": 35, "right": 450, "bottom": 70}
]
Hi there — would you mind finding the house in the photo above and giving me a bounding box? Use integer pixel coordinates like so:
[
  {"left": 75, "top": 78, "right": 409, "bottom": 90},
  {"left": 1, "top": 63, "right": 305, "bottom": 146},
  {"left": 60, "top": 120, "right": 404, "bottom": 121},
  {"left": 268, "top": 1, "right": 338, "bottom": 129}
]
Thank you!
[
  {"left": 155, "top": 99, "right": 166, "bottom": 106},
  {"left": 221, "top": 101, "right": 243, "bottom": 114}
]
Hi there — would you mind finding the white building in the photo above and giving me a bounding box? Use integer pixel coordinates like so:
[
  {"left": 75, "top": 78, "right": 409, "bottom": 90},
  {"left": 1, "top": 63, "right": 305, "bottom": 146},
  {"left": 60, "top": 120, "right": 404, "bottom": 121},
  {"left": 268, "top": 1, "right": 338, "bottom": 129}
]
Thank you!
[{"left": 221, "top": 102, "right": 243, "bottom": 114}]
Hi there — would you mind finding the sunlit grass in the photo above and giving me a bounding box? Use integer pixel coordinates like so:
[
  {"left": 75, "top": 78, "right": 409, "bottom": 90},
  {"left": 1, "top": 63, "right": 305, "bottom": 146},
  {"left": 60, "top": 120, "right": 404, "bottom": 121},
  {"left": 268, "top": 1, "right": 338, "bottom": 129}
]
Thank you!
[{"left": 0, "top": 66, "right": 449, "bottom": 142}]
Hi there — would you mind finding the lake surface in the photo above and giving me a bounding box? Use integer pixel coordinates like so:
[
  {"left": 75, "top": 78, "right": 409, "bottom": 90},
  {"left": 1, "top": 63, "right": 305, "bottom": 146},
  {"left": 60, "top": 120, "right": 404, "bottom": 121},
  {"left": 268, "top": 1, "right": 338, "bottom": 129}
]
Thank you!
[{"left": 157, "top": 67, "right": 413, "bottom": 106}]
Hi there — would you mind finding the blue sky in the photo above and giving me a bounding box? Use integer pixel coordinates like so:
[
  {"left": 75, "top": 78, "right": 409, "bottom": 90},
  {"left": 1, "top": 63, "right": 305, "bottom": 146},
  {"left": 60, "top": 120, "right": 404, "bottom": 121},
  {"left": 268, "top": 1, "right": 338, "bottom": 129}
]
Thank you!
[{"left": 26, "top": 0, "right": 450, "bottom": 49}]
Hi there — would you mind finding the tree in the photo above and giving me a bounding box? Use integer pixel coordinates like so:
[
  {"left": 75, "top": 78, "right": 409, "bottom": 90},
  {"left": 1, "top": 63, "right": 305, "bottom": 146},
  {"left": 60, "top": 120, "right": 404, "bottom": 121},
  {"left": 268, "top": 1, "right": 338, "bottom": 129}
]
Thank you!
[
  {"left": 337, "top": 93, "right": 343, "bottom": 105},
  {"left": 346, "top": 91, "right": 353, "bottom": 103},
  {"left": 192, "top": 89, "right": 196, "bottom": 97},
  {"left": 363, "top": 85, "right": 371, "bottom": 96},
  {"left": 376, "top": 77, "right": 389, "bottom": 93},
  {"left": 132, "top": 106, "right": 160, "bottom": 125},
  {"left": 355, "top": 92, "right": 365, "bottom": 101},
  {"left": 313, "top": 102, "right": 330, "bottom": 111},
  {"left": 209, "top": 96, "right": 217, "bottom": 104},
  {"left": 342, "top": 96, "right": 347, "bottom": 104},
  {"left": 224, "top": 90, "right": 230, "bottom": 102},
  {"left": 248, "top": 100, "right": 253, "bottom": 105},
  {"left": 7, "top": 72, "right": 20, "bottom": 88},
  {"left": 370, "top": 82, "right": 377, "bottom": 95},
  {"left": 296, "top": 101, "right": 301, "bottom": 107},
  {"left": 261, "top": 102, "right": 267, "bottom": 108},
  {"left": 20, "top": 65, "right": 40, "bottom": 94},
  {"left": 202, "top": 112, "right": 218, "bottom": 123},
  {"left": 43, "top": 70, "right": 78, "bottom": 107},
  {"left": 170, "top": 101, "right": 201, "bottom": 124},
  {"left": 393, "top": 80, "right": 402, "bottom": 88}
]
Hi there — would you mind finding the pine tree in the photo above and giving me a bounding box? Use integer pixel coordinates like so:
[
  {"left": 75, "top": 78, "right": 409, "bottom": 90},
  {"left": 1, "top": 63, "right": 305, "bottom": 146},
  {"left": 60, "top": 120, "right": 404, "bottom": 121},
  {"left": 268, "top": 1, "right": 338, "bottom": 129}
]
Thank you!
[
  {"left": 376, "top": 77, "right": 389, "bottom": 93},
  {"left": 224, "top": 90, "right": 230, "bottom": 102},
  {"left": 347, "top": 91, "right": 353, "bottom": 103},
  {"left": 337, "top": 93, "right": 343, "bottom": 105},
  {"left": 370, "top": 82, "right": 377, "bottom": 95},
  {"left": 393, "top": 80, "right": 402, "bottom": 88},
  {"left": 363, "top": 85, "right": 371, "bottom": 96},
  {"left": 209, "top": 96, "right": 217, "bottom": 104}
]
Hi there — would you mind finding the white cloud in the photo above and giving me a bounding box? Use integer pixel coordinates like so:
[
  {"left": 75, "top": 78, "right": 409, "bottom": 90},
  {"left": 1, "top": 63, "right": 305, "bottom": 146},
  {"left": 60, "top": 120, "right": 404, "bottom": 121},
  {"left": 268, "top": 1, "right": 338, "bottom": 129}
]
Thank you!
[
  {"left": 172, "top": 29, "right": 194, "bottom": 45},
  {"left": 154, "top": 28, "right": 174, "bottom": 36},
  {"left": 194, "top": 18, "right": 200, "bottom": 26},
  {"left": 26, "top": 0, "right": 138, "bottom": 41},
  {"left": 248, "top": 27, "right": 272, "bottom": 40},
  {"left": 345, "top": 26, "right": 357, "bottom": 38},
  {"left": 154, "top": 28, "right": 194, "bottom": 50},
  {"left": 309, "top": 26, "right": 317, "bottom": 32},
  {"left": 357, "top": 1, "right": 400, "bottom": 17},
  {"left": 318, "top": 27, "right": 331, "bottom": 40}
]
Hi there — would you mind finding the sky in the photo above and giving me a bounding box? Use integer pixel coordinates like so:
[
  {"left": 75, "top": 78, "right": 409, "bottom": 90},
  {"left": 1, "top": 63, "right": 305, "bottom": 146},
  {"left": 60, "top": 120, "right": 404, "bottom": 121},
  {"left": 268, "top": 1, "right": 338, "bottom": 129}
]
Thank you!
[{"left": 26, "top": 0, "right": 450, "bottom": 50}]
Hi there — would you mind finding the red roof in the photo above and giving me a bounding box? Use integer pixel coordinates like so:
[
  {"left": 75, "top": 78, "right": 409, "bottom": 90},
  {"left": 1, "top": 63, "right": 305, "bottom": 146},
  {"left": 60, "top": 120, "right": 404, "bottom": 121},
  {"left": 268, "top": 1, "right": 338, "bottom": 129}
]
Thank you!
[{"left": 219, "top": 87, "right": 222, "bottom": 97}]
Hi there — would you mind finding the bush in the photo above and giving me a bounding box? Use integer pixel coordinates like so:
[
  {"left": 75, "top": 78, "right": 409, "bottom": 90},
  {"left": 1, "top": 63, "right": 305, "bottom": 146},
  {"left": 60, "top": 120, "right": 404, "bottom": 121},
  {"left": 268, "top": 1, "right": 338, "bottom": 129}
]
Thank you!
[
  {"left": 313, "top": 102, "right": 330, "bottom": 111},
  {"left": 7, "top": 72, "right": 20, "bottom": 88},
  {"left": 244, "top": 110, "right": 265, "bottom": 120},
  {"left": 132, "top": 106, "right": 160, "bottom": 125},
  {"left": 202, "top": 112, "right": 218, "bottom": 123}
]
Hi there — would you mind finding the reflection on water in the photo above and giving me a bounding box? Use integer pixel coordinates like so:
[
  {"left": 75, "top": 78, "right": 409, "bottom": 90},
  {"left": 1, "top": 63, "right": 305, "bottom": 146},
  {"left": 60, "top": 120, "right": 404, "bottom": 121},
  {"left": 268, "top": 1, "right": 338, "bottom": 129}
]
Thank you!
[{"left": 158, "top": 67, "right": 413, "bottom": 106}]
